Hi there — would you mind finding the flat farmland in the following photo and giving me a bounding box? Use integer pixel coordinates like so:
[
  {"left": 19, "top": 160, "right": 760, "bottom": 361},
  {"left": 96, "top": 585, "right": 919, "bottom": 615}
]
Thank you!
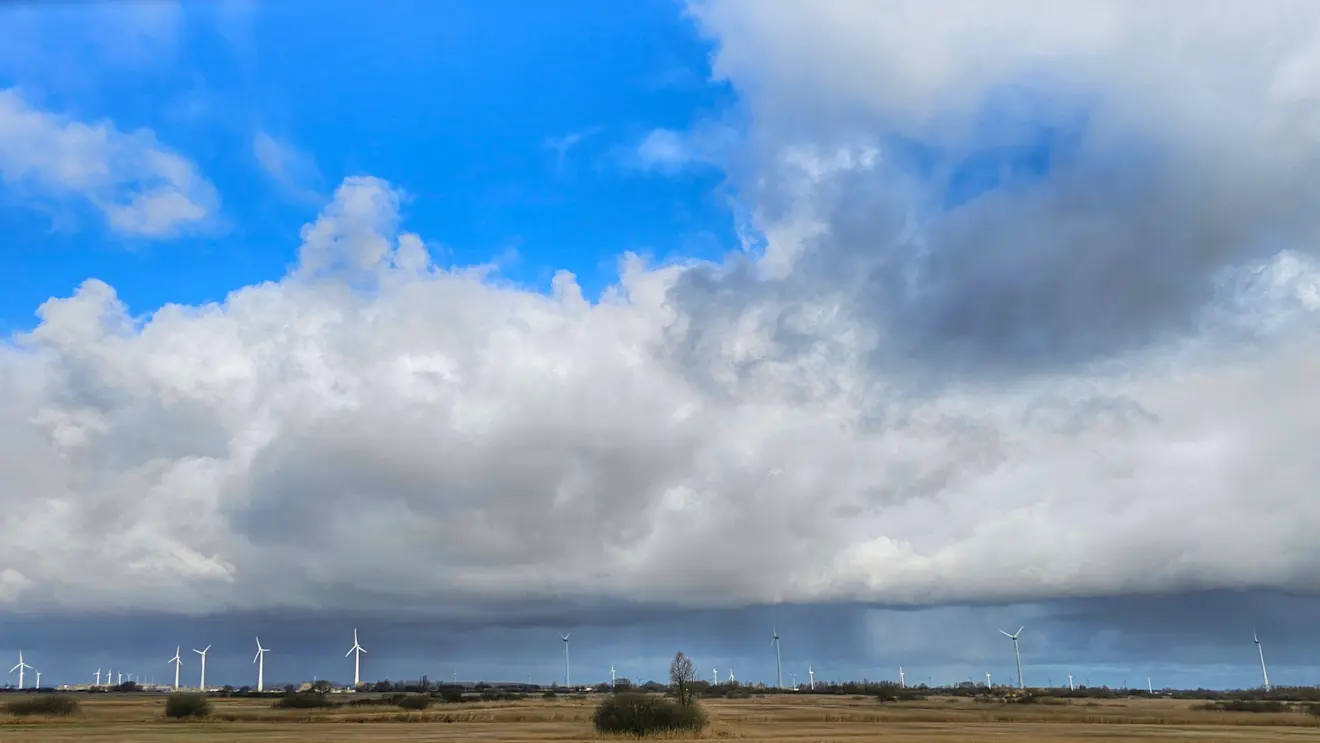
[{"left": 5, "top": 693, "right": 1320, "bottom": 742}]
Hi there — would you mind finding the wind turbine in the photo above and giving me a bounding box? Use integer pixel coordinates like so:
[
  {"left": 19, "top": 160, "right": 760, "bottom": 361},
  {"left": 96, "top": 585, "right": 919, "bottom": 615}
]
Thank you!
[
  {"left": 770, "top": 625, "right": 783, "bottom": 689},
  {"left": 34, "top": 670, "right": 41, "bottom": 688},
  {"left": 808, "top": 664, "right": 815, "bottom": 691},
  {"left": 10, "top": 651, "right": 32, "bottom": 689},
  {"left": 1255, "top": 630, "right": 1271, "bottom": 692},
  {"left": 899, "top": 666, "right": 905, "bottom": 688},
  {"left": 168, "top": 646, "right": 182, "bottom": 690},
  {"left": 1068, "top": 674, "right": 1074, "bottom": 691},
  {"left": 728, "top": 668, "right": 735, "bottom": 683},
  {"left": 610, "top": 664, "right": 616, "bottom": 689},
  {"left": 999, "top": 626, "right": 1025, "bottom": 689},
  {"left": 346, "top": 628, "right": 367, "bottom": 688},
  {"left": 559, "top": 633, "right": 571, "bottom": 688},
  {"left": 985, "top": 672, "right": 991, "bottom": 688},
  {"left": 1147, "top": 677, "right": 1153, "bottom": 694},
  {"left": 193, "top": 646, "right": 210, "bottom": 691},
  {"left": 95, "top": 669, "right": 102, "bottom": 687},
  {"left": 253, "top": 637, "right": 269, "bottom": 692}
]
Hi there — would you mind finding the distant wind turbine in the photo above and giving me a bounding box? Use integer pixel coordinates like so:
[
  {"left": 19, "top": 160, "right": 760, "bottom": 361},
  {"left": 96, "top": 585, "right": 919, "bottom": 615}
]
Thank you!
[
  {"left": 985, "top": 672, "right": 991, "bottom": 688},
  {"left": 34, "top": 670, "right": 40, "bottom": 688},
  {"left": 1255, "top": 630, "right": 1271, "bottom": 692},
  {"left": 728, "top": 668, "right": 735, "bottom": 683},
  {"left": 560, "top": 633, "right": 571, "bottom": 687},
  {"left": 899, "top": 666, "right": 905, "bottom": 688},
  {"left": 346, "top": 628, "right": 367, "bottom": 688},
  {"left": 253, "top": 637, "right": 269, "bottom": 692},
  {"left": 999, "top": 626, "right": 1025, "bottom": 689},
  {"left": 95, "top": 669, "right": 102, "bottom": 687},
  {"left": 713, "top": 667, "right": 719, "bottom": 684},
  {"left": 169, "top": 646, "right": 182, "bottom": 691},
  {"left": 10, "top": 651, "right": 32, "bottom": 689},
  {"left": 808, "top": 664, "right": 815, "bottom": 691},
  {"left": 193, "top": 646, "right": 210, "bottom": 691},
  {"left": 1147, "top": 677, "right": 1153, "bottom": 694},
  {"left": 610, "top": 664, "right": 616, "bottom": 689},
  {"left": 1068, "top": 674, "right": 1074, "bottom": 691},
  {"left": 770, "top": 625, "right": 783, "bottom": 689}
]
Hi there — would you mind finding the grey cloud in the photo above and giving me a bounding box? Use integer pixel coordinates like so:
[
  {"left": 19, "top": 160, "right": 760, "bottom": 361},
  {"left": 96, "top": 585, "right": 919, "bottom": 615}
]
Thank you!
[
  {"left": 7, "top": 4, "right": 1320, "bottom": 627},
  {"left": 689, "top": 0, "right": 1320, "bottom": 374}
]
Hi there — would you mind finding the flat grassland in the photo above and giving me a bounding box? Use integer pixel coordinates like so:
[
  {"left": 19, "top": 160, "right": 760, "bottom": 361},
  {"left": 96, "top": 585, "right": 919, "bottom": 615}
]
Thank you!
[{"left": 5, "top": 693, "right": 1320, "bottom": 742}]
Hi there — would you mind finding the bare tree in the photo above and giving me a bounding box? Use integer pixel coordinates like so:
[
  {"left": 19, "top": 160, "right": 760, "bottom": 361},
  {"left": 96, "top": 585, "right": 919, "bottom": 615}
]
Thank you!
[{"left": 670, "top": 652, "right": 696, "bottom": 707}]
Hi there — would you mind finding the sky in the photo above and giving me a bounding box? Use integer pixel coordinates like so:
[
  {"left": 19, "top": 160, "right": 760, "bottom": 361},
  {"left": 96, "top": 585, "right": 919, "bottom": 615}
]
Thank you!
[{"left": 4, "top": 0, "right": 1320, "bottom": 691}]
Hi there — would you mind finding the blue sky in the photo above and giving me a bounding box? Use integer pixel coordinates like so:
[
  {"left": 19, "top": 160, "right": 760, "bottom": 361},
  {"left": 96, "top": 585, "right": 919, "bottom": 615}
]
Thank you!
[
  {"left": 0, "top": 0, "right": 736, "bottom": 330},
  {"left": 4, "top": 1, "right": 1320, "bottom": 694}
]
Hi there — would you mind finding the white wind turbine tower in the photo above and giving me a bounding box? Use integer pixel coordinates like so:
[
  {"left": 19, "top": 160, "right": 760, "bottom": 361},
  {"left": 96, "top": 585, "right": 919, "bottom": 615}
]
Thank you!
[
  {"left": 193, "top": 646, "right": 210, "bottom": 691},
  {"left": 95, "top": 669, "right": 101, "bottom": 687},
  {"left": 169, "top": 646, "right": 182, "bottom": 691},
  {"left": 899, "top": 666, "right": 905, "bottom": 688},
  {"left": 610, "top": 664, "right": 616, "bottom": 689},
  {"left": 253, "top": 637, "right": 269, "bottom": 692},
  {"left": 1068, "top": 674, "right": 1074, "bottom": 691},
  {"left": 346, "top": 628, "right": 367, "bottom": 688},
  {"left": 560, "top": 633, "right": 571, "bottom": 688},
  {"left": 10, "top": 651, "right": 32, "bottom": 689},
  {"left": 985, "top": 672, "right": 991, "bottom": 688},
  {"left": 1147, "top": 677, "right": 1153, "bottom": 694},
  {"left": 1255, "top": 630, "right": 1271, "bottom": 692},
  {"left": 770, "top": 625, "right": 783, "bottom": 689},
  {"left": 728, "top": 668, "right": 735, "bottom": 683},
  {"left": 999, "top": 626, "right": 1025, "bottom": 689},
  {"left": 34, "top": 670, "right": 40, "bottom": 688},
  {"left": 808, "top": 664, "right": 815, "bottom": 691}
]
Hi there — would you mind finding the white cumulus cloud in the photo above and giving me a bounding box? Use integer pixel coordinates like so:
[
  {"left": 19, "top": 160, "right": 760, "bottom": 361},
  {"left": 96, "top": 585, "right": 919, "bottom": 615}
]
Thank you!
[{"left": 0, "top": 88, "right": 218, "bottom": 238}]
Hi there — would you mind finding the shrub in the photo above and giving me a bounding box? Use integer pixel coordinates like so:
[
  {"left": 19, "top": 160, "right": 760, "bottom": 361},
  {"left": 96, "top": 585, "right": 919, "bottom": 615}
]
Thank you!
[
  {"left": 1195, "top": 700, "right": 1287, "bottom": 713},
  {"left": 395, "top": 694, "right": 432, "bottom": 710},
  {"left": 164, "top": 693, "right": 211, "bottom": 719},
  {"left": 593, "top": 692, "right": 707, "bottom": 736},
  {"left": 541, "top": 690, "right": 557, "bottom": 699},
  {"left": 6, "top": 695, "right": 80, "bottom": 717},
  {"left": 274, "top": 691, "right": 336, "bottom": 709}
]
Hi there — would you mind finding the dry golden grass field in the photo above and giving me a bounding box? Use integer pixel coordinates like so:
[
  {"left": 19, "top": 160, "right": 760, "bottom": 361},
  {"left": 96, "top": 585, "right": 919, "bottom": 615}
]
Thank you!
[{"left": 6, "top": 693, "right": 1320, "bottom": 742}]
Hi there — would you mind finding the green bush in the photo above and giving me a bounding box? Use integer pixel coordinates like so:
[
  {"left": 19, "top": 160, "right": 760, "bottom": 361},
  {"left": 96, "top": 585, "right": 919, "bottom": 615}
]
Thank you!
[
  {"left": 164, "top": 692, "right": 211, "bottom": 719},
  {"left": 273, "top": 691, "right": 336, "bottom": 709},
  {"left": 593, "top": 692, "right": 707, "bottom": 736},
  {"left": 6, "top": 695, "right": 80, "bottom": 717},
  {"left": 395, "top": 694, "right": 432, "bottom": 710}
]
